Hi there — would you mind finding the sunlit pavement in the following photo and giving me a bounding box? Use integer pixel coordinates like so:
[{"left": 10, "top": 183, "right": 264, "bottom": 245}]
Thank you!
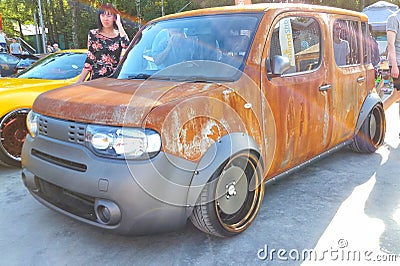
[{"left": 303, "top": 103, "right": 400, "bottom": 265}]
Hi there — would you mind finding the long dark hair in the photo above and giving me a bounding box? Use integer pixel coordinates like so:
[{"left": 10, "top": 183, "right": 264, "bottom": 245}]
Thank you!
[{"left": 97, "top": 3, "right": 120, "bottom": 31}]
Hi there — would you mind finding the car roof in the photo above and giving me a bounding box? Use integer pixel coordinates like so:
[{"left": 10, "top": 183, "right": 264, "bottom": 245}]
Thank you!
[
  {"left": 0, "top": 52, "right": 19, "bottom": 58},
  {"left": 152, "top": 3, "right": 368, "bottom": 22},
  {"left": 0, "top": 52, "right": 20, "bottom": 61},
  {"left": 55, "top": 49, "right": 87, "bottom": 54}
]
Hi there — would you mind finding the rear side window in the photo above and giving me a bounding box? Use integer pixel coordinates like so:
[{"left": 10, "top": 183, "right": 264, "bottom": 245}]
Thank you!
[
  {"left": 362, "top": 22, "right": 380, "bottom": 66},
  {"left": 333, "top": 19, "right": 361, "bottom": 67},
  {"left": 269, "top": 16, "right": 321, "bottom": 74}
]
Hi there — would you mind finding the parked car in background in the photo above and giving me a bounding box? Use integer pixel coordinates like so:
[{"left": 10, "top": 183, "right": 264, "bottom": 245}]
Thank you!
[
  {"left": 0, "top": 49, "right": 87, "bottom": 167},
  {"left": 15, "top": 57, "right": 39, "bottom": 73},
  {"left": 0, "top": 53, "right": 20, "bottom": 77}
]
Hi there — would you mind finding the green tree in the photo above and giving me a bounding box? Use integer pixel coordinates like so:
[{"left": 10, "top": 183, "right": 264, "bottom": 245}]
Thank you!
[
  {"left": 2, "top": 0, "right": 400, "bottom": 53},
  {"left": 0, "top": 0, "right": 36, "bottom": 38}
]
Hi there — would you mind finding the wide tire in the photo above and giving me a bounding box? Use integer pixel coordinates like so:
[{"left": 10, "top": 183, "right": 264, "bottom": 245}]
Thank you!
[
  {"left": 190, "top": 150, "right": 264, "bottom": 237},
  {"left": 0, "top": 109, "right": 29, "bottom": 167},
  {"left": 350, "top": 104, "right": 385, "bottom": 153}
]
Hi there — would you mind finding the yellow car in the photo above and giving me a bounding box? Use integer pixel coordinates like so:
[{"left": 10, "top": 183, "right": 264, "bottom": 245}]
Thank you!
[{"left": 0, "top": 49, "right": 87, "bottom": 167}]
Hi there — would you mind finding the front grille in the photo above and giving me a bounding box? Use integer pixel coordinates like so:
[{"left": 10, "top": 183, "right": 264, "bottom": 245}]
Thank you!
[
  {"left": 37, "top": 115, "right": 87, "bottom": 146},
  {"left": 68, "top": 124, "right": 86, "bottom": 144},
  {"left": 35, "top": 176, "right": 97, "bottom": 222},
  {"left": 38, "top": 116, "right": 48, "bottom": 136},
  {"left": 32, "top": 149, "right": 87, "bottom": 172}
]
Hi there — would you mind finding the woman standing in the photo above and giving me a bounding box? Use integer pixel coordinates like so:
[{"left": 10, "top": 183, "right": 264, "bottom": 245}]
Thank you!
[{"left": 76, "top": 3, "right": 130, "bottom": 82}]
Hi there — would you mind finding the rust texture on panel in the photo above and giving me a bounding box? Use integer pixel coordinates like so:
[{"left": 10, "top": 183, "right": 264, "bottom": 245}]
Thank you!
[
  {"left": 144, "top": 79, "right": 264, "bottom": 162},
  {"left": 32, "top": 3, "right": 373, "bottom": 178}
]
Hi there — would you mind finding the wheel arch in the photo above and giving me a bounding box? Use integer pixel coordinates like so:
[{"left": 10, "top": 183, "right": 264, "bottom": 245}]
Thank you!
[
  {"left": 0, "top": 107, "right": 30, "bottom": 167},
  {"left": 0, "top": 90, "right": 39, "bottom": 119},
  {"left": 355, "top": 92, "right": 382, "bottom": 135},
  {"left": 185, "top": 132, "right": 264, "bottom": 215}
]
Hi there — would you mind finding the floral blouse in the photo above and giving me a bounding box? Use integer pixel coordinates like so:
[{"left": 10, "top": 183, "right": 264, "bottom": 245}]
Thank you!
[{"left": 84, "top": 29, "right": 130, "bottom": 80}]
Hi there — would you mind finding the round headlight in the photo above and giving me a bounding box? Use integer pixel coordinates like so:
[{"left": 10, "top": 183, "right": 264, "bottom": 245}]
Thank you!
[
  {"left": 26, "top": 111, "right": 38, "bottom": 138},
  {"left": 91, "top": 133, "right": 113, "bottom": 150},
  {"left": 86, "top": 125, "right": 161, "bottom": 159},
  {"left": 113, "top": 129, "right": 147, "bottom": 157},
  {"left": 146, "top": 130, "right": 162, "bottom": 155}
]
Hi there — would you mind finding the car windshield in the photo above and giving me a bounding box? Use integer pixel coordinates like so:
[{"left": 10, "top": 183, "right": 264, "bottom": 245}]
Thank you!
[
  {"left": 0, "top": 53, "right": 20, "bottom": 64},
  {"left": 117, "top": 13, "right": 262, "bottom": 82},
  {"left": 16, "top": 52, "right": 86, "bottom": 80}
]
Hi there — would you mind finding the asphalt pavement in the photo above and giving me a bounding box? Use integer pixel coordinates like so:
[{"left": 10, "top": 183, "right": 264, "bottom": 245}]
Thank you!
[{"left": 1, "top": 103, "right": 399, "bottom": 266}]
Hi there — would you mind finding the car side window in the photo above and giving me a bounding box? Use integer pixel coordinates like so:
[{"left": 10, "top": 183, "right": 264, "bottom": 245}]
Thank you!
[
  {"left": 269, "top": 16, "right": 321, "bottom": 74},
  {"left": 362, "top": 22, "right": 370, "bottom": 65},
  {"left": 333, "top": 19, "right": 361, "bottom": 67},
  {"left": 362, "top": 22, "right": 379, "bottom": 66}
]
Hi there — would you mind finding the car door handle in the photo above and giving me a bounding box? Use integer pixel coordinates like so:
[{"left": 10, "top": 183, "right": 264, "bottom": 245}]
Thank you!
[
  {"left": 319, "top": 84, "right": 332, "bottom": 91},
  {"left": 357, "top": 77, "right": 365, "bottom": 83}
]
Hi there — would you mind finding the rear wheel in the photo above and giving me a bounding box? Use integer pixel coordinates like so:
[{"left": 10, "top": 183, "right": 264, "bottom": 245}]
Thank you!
[
  {"left": 190, "top": 150, "right": 264, "bottom": 237},
  {"left": 350, "top": 104, "right": 385, "bottom": 153},
  {"left": 0, "top": 109, "right": 29, "bottom": 167}
]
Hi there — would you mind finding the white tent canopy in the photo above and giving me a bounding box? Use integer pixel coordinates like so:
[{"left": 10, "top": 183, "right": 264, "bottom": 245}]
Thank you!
[{"left": 362, "top": 1, "right": 399, "bottom": 32}]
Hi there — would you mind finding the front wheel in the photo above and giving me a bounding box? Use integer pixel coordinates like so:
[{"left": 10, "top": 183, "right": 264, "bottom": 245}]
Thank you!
[
  {"left": 190, "top": 150, "right": 264, "bottom": 237},
  {"left": 350, "top": 104, "right": 385, "bottom": 153},
  {"left": 0, "top": 109, "right": 30, "bottom": 167}
]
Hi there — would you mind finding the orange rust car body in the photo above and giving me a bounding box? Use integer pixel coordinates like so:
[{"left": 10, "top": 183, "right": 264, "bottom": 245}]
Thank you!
[
  {"left": 22, "top": 4, "right": 385, "bottom": 236},
  {"left": 33, "top": 4, "right": 376, "bottom": 180}
]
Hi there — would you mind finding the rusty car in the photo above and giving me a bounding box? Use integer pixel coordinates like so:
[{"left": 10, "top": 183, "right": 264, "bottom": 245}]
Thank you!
[{"left": 22, "top": 4, "right": 385, "bottom": 237}]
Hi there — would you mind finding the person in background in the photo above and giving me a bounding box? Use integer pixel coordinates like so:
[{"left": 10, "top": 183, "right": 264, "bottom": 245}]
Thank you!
[
  {"left": 46, "top": 42, "right": 54, "bottom": 53},
  {"left": 9, "top": 37, "right": 22, "bottom": 58},
  {"left": 0, "top": 30, "right": 7, "bottom": 52},
  {"left": 76, "top": 3, "right": 130, "bottom": 83},
  {"left": 386, "top": 10, "right": 400, "bottom": 138},
  {"left": 151, "top": 27, "right": 193, "bottom": 67},
  {"left": 52, "top": 43, "right": 61, "bottom": 52},
  {"left": 333, "top": 23, "right": 350, "bottom": 66}
]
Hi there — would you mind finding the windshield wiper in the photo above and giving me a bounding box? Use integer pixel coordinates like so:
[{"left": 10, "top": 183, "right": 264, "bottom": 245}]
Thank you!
[
  {"left": 127, "top": 74, "right": 151, "bottom": 80},
  {"left": 126, "top": 74, "right": 234, "bottom": 83},
  {"left": 174, "top": 76, "right": 235, "bottom": 83},
  {"left": 127, "top": 74, "right": 175, "bottom": 81}
]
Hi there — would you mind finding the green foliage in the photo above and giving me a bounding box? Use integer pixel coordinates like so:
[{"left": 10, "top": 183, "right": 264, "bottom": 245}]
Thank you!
[
  {"left": 0, "top": 0, "right": 36, "bottom": 37},
  {"left": 1, "top": 0, "right": 400, "bottom": 53}
]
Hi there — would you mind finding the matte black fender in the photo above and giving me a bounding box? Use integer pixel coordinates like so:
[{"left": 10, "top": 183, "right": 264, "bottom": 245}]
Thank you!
[
  {"left": 185, "top": 132, "right": 263, "bottom": 215},
  {"left": 355, "top": 92, "right": 382, "bottom": 135}
]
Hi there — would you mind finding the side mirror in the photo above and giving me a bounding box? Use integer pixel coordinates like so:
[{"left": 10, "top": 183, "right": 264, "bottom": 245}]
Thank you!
[{"left": 271, "top": 55, "right": 291, "bottom": 75}]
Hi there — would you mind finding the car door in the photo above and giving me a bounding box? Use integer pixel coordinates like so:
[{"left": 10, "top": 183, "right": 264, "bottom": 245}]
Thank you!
[
  {"left": 330, "top": 17, "right": 367, "bottom": 144},
  {"left": 261, "top": 13, "right": 333, "bottom": 176}
]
